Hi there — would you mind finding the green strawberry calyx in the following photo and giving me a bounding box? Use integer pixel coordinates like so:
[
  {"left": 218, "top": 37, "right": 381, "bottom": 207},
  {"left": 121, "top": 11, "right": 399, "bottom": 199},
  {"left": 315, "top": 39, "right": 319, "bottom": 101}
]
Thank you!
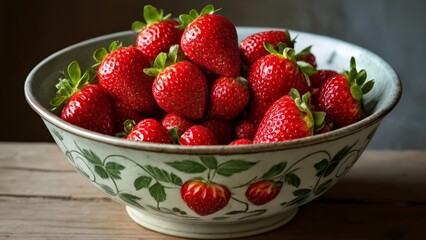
[
  {"left": 131, "top": 5, "right": 172, "bottom": 31},
  {"left": 177, "top": 4, "right": 220, "bottom": 29},
  {"left": 50, "top": 61, "right": 96, "bottom": 111},
  {"left": 284, "top": 30, "right": 297, "bottom": 48},
  {"left": 289, "top": 88, "right": 326, "bottom": 133},
  {"left": 115, "top": 119, "right": 136, "bottom": 138},
  {"left": 143, "top": 44, "right": 185, "bottom": 77},
  {"left": 264, "top": 43, "right": 316, "bottom": 86},
  {"left": 344, "top": 57, "right": 375, "bottom": 102},
  {"left": 92, "top": 40, "right": 123, "bottom": 68}
]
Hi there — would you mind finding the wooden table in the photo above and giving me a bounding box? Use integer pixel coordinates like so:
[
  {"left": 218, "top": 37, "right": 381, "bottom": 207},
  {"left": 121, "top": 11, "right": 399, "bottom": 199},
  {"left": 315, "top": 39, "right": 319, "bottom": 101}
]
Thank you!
[{"left": 1, "top": 143, "right": 425, "bottom": 239}]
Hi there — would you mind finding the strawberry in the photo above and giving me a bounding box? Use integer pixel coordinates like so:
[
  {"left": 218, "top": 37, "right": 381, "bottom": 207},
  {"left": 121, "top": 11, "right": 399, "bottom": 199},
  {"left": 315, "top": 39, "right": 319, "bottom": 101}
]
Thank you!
[
  {"left": 295, "top": 46, "right": 317, "bottom": 69},
  {"left": 317, "top": 57, "right": 374, "bottom": 128},
  {"left": 245, "top": 180, "right": 282, "bottom": 205},
  {"left": 132, "top": 5, "right": 183, "bottom": 62},
  {"left": 161, "top": 113, "right": 194, "bottom": 136},
  {"left": 179, "top": 125, "right": 218, "bottom": 146},
  {"left": 309, "top": 69, "right": 338, "bottom": 89},
  {"left": 240, "top": 30, "right": 295, "bottom": 65},
  {"left": 208, "top": 76, "right": 250, "bottom": 120},
  {"left": 181, "top": 179, "right": 231, "bottom": 216},
  {"left": 144, "top": 45, "right": 208, "bottom": 119},
  {"left": 253, "top": 89, "right": 325, "bottom": 143},
  {"left": 94, "top": 41, "right": 158, "bottom": 112},
  {"left": 309, "top": 69, "right": 339, "bottom": 106},
  {"left": 112, "top": 101, "right": 144, "bottom": 133},
  {"left": 247, "top": 44, "right": 315, "bottom": 124},
  {"left": 179, "top": 5, "right": 240, "bottom": 77},
  {"left": 202, "top": 118, "right": 234, "bottom": 145},
  {"left": 229, "top": 138, "right": 253, "bottom": 145},
  {"left": 126, "top": 118, "right": 171, "bottom": 143},
  {"left": 235, "top": 120, "right": 257, "bottom": 140},
  {"left": 50, "top": 61, "right": 114, "bottom": 135}
]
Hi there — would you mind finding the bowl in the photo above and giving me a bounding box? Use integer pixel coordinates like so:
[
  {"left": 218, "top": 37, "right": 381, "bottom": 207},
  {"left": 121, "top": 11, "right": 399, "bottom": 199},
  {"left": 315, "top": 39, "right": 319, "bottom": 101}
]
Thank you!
[{"left": 24, "top": 27, "right": 402, "bottom": 239}]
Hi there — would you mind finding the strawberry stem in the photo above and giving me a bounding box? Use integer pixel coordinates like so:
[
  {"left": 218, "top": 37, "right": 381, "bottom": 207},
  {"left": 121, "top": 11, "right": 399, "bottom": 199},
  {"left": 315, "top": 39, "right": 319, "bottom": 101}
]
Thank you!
[
  {"left": 131, "top": 5, "right": 172, "bottom": 31},
  {"left": 177, "top": 5, "right": 219, "bottom": 29},
  {"left": 143, "top": 44, "right": 184, "bottom": 77},
  {"left": 50, "top": 61, "right": 96, "bottom": 111},
  {"left": 115, "top": 119, "right": 136, "bottom": 138},
  {"left": 343, "top": 57, "right": 375, "bottom": 101}
]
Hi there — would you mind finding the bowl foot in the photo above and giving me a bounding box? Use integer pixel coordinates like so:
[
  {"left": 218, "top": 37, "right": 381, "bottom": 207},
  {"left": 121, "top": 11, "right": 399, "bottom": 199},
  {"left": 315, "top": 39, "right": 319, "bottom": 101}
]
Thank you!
[{"left": 126, "top": 206, "right": 298, "bottom": 239}]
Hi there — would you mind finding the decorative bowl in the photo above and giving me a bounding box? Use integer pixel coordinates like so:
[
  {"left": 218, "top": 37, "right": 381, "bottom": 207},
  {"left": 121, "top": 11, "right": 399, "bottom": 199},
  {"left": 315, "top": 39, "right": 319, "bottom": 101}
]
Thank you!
[{"left": 24, "top": 27, "right": 401, "bottom": 239}]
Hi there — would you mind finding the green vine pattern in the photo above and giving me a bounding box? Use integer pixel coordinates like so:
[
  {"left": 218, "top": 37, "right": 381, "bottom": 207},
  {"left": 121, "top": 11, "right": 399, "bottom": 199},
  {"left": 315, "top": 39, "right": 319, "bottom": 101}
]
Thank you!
[{"left": 48, "top": 126, "right": 375, "bottom": 220}]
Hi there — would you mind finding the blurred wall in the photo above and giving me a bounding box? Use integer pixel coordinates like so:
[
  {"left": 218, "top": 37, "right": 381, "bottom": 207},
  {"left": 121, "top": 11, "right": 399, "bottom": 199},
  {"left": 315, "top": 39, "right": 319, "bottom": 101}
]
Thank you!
[{"left": 2, "top": 0, "right": 425, "bottom": 149}]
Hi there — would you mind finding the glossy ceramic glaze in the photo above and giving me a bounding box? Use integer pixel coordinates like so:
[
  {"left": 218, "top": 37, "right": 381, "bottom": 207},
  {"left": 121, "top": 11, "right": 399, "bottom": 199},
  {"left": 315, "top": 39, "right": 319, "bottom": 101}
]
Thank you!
[{"left": 25, "top": 27, "right": 401, "bottom": 239}]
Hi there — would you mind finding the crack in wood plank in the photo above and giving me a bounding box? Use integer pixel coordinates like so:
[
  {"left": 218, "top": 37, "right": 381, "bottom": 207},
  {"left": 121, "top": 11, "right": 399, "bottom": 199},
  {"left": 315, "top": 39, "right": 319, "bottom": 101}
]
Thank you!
[
  {"left": 0, "top": 194, "right": 111, "bottom": 201},
  {"left": 0, "top": 166, "right": 75, "bottom": 173}
]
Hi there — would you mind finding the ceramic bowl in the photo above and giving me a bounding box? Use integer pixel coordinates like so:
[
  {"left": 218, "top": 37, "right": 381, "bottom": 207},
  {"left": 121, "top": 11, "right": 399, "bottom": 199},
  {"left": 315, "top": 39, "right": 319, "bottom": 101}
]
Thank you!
[{"left": 25, "top": 27, "right": 401, "bottom": 239}]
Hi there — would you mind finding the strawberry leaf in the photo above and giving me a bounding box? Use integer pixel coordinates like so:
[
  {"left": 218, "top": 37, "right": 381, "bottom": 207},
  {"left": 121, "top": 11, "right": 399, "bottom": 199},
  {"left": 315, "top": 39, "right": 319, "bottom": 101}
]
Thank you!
[
  {"left": 313, "top": 111, "right": 326, "bottom": 133},
  {"left": 119, "top": 193, "right": 144, "bottom": 209},
  {"left": 68, "top": 61, "right": 81, "bottom": 84},
  {"left": 94, "top": 166, "right": 109, "bottom": 179},
  {"left": 144, "top": 5, "right": 160, "bottom": 25},
  {"left": 131, "top": 21, "right": 146, "bottom": 31},
  {"left": 149, "top": 182, "right": 166, "bottom": 203},
  {"left": 217, "top": 160, "right": 257, "bottom": 177},
  {"left": 350, "top": 84, "right": 363, "bottom": 101},
  {"left": 264, "top": 42, "right": 279, "bottom": 55},
  {"left": 93, "top": 48, "right": 108, "bottom": 63},
  {"left": 105, "top": 162, "right": 125, "bottom": 180},
  {"left": 292, "top": 188, "right": 312, "bottom": 197},
  {"left": 134, "top": 176, "right": 152, "bottom": 190},
  {"left": 199, "top": 156, "right": 218, "bottom": 170},
  {"left": 50, "top": 61, "right": 95, "bottom": 111},
  {"left": 166, "top": 160, "right": 207, "bottom": 173},
  {"left": 284, "top": 173, "right": 301, "bottom": 187},
  {"left": 200, "top": 4, "right": 216, "bottom": 15},
  {"left": 261, "top": 162, "right": 287, "bottom": 179},
  {"left": 178, "top": 5, "right": 218, "bottom": 29},
  {"left": 115, "top": 119, "right": 136, "bottom": 138},
  {"left": 144, "top": 165, "right": 182, "bottom": 185},
  {"left": 362, "top": 80, "right": 375, "bottom": 94}
]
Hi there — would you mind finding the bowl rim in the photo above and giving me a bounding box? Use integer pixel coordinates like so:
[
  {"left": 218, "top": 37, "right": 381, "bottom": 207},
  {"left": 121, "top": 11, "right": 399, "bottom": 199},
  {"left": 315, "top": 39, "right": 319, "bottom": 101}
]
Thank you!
[{"left": 24, "top": 27, "right": 402, "bottom": 155}]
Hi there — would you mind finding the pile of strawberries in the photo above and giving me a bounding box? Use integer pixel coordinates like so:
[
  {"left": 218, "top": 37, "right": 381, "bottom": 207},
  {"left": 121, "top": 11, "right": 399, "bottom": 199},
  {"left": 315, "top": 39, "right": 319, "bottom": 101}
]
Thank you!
[{"left": 51, "top": 5, "right": 374, "bottom": 146}]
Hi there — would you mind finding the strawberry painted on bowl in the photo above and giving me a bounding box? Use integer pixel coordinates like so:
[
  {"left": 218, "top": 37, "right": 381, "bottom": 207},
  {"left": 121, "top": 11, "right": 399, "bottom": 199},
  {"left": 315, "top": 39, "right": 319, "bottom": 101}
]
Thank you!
[{"left": 24, "top": 27, "right": 401, "bottom": 239}]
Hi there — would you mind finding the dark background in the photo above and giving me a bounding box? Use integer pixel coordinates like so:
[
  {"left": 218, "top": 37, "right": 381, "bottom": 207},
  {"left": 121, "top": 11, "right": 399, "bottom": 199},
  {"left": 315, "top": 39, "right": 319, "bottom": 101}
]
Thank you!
[{"left": 2, "top": 0, "right": 425, "bottom": 149}]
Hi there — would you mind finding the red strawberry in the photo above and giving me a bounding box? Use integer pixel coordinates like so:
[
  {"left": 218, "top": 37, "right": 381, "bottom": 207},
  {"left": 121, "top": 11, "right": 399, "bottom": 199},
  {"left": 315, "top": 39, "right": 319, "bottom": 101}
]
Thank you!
[
  {"left": 112, "top": 101, "right": 144, "bottom": 133},
  {"left": 245, "top": 180, "right": 282, "bottom": 205},
  {"left": 132, "top": 5, "right": 183, "bottom": 62},
  {"left": 161, "top": 113, "right": 194, "bottom": 136},
  {"left": 317, "top": 57, "right": 374, "bottom": 128},
  {"left": 208, "top": 76, "right": 250, "bottom": 120},
  {"left": 95, "top": 41, "right": 158, "bottom": 112},
  {"left": 126, "top": 118, "right": 171, "bottom": 143},
  {"left": 295, "top": 46, "right": 317, "bottom": 69},
  {"left": 145, "top": 45, "right": 208, "bottom": 119},
  {"left": 179, "top": 5, "right": 240, "bottom": 77},
  {"left": 240, "top": 30, "right": 295, "bottom": 65},
  {"left": 309, "top": 69, "right": 339, "bottom": 89},
  {"left": 247, "top": 45, "right": 315, "bottom": 124},
  {"left": 202, "top": 118, "right": 235, "bottom": 145},
  {"left": 253, "top": 89, "right": 324, "bottom": 143},
  {"left": 309, "top": 69, "right": 339, "bottom": 106},
  {"left": 50, "top": 61, "right": 114, "bottom": 135},
  {"left": 179, "top": 125, "right": 218, "bottom": 146},
  {"left": 235, "top": 120, "right": 257, "bottom": 140},
  {"left": 229, "top": 138, "right": 253, "bottom": 145},
  {"left": 181, "top": 179, "right": 231, "bottom": 216}
]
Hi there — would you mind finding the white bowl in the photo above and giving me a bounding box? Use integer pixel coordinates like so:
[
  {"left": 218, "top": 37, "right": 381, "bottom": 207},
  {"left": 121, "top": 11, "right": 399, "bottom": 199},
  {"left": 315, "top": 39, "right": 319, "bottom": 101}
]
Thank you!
[{"left": 24, "top": 27, "right": 401, "bottom": 239}]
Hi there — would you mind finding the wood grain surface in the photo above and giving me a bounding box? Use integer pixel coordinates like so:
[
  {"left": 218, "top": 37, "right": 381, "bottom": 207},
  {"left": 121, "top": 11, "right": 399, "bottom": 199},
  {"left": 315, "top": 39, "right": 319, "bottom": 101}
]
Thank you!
[{"left": 1, "top": 143, "right": 426, "bottom": 239}]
